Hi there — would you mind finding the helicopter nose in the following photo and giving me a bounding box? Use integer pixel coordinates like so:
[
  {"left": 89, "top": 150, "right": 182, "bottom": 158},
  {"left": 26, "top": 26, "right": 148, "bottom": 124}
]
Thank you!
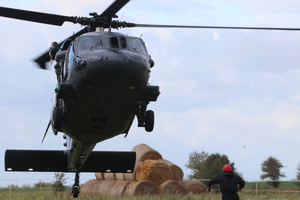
[{"left": 74, "top": 50, "right": 149, "bottom": 86}]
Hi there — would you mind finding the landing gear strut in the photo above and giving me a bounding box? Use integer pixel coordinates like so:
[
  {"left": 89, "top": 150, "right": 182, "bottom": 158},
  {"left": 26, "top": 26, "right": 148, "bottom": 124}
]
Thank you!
[{"left": 72, "top": 169, "right": 80, "bottom": 198}]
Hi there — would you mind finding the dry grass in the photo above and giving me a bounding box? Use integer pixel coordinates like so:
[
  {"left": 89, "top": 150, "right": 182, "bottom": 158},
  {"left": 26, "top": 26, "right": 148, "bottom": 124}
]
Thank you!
[{"left": 1, "top": 188, "right": 300, "bottom": 200}]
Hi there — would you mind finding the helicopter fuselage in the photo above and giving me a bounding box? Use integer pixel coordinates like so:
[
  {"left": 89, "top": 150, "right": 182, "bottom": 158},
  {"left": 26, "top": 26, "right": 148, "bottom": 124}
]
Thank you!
[{"left": 50, "top": 31, "right": 159, "bottom": 170}]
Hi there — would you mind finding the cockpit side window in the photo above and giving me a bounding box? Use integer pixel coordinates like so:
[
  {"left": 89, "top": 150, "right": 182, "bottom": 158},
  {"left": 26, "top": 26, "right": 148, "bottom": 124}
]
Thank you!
[{"left": 68, "top": 43, "right": 75, "bottom": 61}]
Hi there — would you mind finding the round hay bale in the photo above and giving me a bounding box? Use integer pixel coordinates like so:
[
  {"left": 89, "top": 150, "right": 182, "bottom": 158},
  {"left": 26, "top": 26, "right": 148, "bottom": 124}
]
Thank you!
[
  {"left": 135, "top": 160, "right": 172, "bottom": 186},
  {"left": 95, "top": 173, "right": 105, "bottom": 180},
  {"left": 98, "top": 180, "right": 116, "bottom": 195},
  {"left": 109, "top": 181, "right": 131, "bottom": 197},
  {"left": 104, "top": 173, "right": 116, "bottom": 180},
  {"left": 80, "top": 179, "right": 97, "bottom": 195},
  {"left": 124, "top": 161, "right": 143, "bottom": 181},
  {"left": 180, "top": 180, "right": 206, "bottom": 194},
  {"left": 90, "top": 180, "right": 105, "bottom": 195},
  {"left": 162, "top": 159, "right": 184, "bottom": 181},
  {"left": 115, "top": 173, "right": 125, "bottom": 181},
  {"left": 124, "top": 180, "right": 158, "bottom": 197},
  {"left": 160, "top": 180, "right": 185, "bottom": 195},
  {"left": 132, "top": 144, "right": 162, "bottom": 163}
]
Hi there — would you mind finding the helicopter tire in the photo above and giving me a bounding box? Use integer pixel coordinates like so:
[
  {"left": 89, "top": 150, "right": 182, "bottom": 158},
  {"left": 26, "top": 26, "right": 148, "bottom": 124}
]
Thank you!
[
  {"left": 72, "top": 185, "right": 79, "bottom": 198},
  {"left": 145, "top": 110, "right": 154, "bottom": 132},
  {"left": 53, "top": 107, "right": 62, "bottom": 130}
]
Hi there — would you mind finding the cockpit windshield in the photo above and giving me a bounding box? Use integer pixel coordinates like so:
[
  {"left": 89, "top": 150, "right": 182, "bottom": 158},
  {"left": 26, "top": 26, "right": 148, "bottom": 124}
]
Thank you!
[
  {"left": 78, "top": 36, "right": 102, "bottom": 51},
  {"left": 76, "top": 35, "right": 148, "bottom": 56},
  {"left": 123, "top": 37, "right": 148, "bottom": 56}
]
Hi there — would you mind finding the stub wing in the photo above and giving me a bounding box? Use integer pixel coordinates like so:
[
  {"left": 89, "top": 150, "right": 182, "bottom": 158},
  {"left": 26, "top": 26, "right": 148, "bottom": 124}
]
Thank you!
[{"left": 5, "top": 149, "right": 136, "bottom": 173}]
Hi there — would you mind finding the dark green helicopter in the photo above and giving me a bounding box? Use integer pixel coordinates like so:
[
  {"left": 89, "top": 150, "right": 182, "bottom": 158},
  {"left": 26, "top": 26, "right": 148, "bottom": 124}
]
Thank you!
[{"left": 2, "top": 0, "right": 300, "bottom": 198}]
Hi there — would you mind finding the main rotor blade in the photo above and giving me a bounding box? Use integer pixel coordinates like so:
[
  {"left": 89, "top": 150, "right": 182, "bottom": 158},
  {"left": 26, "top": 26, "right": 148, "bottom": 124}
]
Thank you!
[
  {"left": 41, "top": 120, "right": 51, "bottom": 144},
  {"left": 0, "top": 6, "right": 77, "bottom": 26},
  {"left": 99, "top": 0, "right": 130, "bottom": 17},
  {"left": 34, "top": 27, "right": 89, "bottom": 69},
  {"left": 134, "top": 24, "right": 300, "bottom": 31}
]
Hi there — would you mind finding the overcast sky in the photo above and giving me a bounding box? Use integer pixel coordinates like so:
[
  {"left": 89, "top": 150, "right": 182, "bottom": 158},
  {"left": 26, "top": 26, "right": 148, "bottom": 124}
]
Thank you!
[{"left": 1, "top": 0, "right": 300, "bottom": 187}]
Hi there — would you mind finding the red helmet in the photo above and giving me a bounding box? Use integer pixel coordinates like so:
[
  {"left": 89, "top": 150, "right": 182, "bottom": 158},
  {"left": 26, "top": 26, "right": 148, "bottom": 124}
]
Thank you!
[{"left": 223, "top": 164, "right": 232, "bottom": 172}]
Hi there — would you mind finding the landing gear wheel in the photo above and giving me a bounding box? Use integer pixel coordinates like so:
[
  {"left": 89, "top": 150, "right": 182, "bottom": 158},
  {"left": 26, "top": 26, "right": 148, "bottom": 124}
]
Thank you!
[
  {"left": 72, "top": 169, "right": 80, "bottom": 198},
  {"left": 145, "top": 110, "right": 154, "bottom": 132},
  {"left": 72, "top": 185, "right": 79, "bottom": 198}
]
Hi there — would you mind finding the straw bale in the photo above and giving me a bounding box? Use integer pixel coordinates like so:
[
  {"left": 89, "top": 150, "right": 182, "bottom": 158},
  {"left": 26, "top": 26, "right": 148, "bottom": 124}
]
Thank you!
[
  {"left": 98, "top": 180, "right": 116, "bottom": 195},
  {"left": 104, "top": 173, "right": 116, "bottom": 180},
  {"left": 162, "top": 159, "right": 184, "bottom": 181},
  {"left": 124, "top": 180, "right": 158, "bottom": 197},
  {"left": 95, "top": 172, "right": 105, "bottom": 180},
  {"left": 180, "top": 180, "right": 206, "bottom": 194},
  {"left": 132, "top": 143, "right": 162, "bottom": 163},
  {"left": 90, "top": 180, "right": 105, "bottom": 195},
  {"left": 159, "top": 180, "right": 185, "bottom": 195},
  {"left": 135, "top": 160, "right": 172, "bottom": 186},
  {"left": 115, "top": 173, "right": 125, "bottom": 180},
  {"left": 124, "top": 161, "right": 143, "bottom": 181},
  {"left": 81, "top": 179, "right": 97, "bottom": 195},
  {"left": 108, "top": 181, "right": 131, "bottom": 197}
]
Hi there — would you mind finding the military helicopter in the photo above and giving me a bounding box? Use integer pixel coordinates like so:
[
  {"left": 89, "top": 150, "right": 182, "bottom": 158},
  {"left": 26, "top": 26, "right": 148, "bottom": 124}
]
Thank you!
[{"left": 1, "top": 0, "right": 300, "bottom": 198}]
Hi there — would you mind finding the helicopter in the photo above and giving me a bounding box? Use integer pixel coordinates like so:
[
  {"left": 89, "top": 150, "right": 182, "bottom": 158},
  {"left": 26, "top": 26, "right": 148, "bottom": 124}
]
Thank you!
[{"left": 1, "top": 0, "right": 300, "bottom": 198}]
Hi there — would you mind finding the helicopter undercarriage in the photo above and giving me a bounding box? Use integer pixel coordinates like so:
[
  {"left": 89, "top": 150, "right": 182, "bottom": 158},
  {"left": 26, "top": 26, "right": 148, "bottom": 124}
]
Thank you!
[
  {"left": 49, "top": 83, "right": 158, "bottom": 197},
  {"left": 52, "top": 97, "right": 155, "bottom": 135},
  {"left": 136, "top": 101, "right": 155, "bottom": 132}
]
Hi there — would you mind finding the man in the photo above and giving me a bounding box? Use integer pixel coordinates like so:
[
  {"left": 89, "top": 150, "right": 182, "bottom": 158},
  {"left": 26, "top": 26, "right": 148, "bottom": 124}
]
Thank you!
[{"left": 208, "top": 164, "right": 245, "bottom": 200}]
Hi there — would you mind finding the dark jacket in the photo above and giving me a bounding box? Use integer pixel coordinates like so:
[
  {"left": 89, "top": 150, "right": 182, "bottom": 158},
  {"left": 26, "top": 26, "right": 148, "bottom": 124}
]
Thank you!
[{"left": 208, "top": 171, "right": 245, "bottom": 200}]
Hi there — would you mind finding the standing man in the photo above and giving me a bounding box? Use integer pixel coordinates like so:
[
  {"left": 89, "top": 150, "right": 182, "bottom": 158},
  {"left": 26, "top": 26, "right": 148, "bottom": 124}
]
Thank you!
[{"left": 207, "top": 164, "right": 245, "bottom": 200}]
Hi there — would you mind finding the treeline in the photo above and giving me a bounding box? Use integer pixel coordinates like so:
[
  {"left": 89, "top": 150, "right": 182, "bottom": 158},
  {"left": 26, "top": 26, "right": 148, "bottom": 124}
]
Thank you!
[{"left": 185, "top": 150, "right": 299, "bottom": 188}]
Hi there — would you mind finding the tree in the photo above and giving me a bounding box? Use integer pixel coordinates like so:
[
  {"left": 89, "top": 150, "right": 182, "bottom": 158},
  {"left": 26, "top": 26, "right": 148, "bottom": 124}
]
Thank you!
[
  {"left": 297, "top": 163, "right": 300, "bottom": 181},
  {"left": 260, "top": 156, "right": 285, "bottom": 188},
  {"left": 52, "top": 172, "right": 67, "bottom": 192},
  {"left": 185, "top": 150, "right": 236, "bottom": 179}
]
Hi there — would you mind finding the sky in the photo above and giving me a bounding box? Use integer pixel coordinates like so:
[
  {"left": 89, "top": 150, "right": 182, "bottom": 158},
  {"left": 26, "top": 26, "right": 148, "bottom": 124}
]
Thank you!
[{"left": 1, "top": 0, "right": 300, "bottom": 187}]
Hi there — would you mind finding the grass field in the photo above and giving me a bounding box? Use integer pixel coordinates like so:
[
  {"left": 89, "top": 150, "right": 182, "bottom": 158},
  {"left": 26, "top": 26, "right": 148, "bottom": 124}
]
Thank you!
[{"left": 1, "top": 187, "right": 300, "bottom": 200}]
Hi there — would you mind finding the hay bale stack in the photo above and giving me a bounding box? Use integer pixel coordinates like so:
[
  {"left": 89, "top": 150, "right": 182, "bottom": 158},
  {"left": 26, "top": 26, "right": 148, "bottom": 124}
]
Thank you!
[
  {"left": 132, "top": 143, "right": 162, "bottom": 163},
  {"left": 115, "top": 173, "right": 125, "bottom": 180},
  {"left": 104, "top": 173, "right": 116, "bottom": 180},
  {"left": 90, "top": 180, "right": 105, "bottom": 195},
  {"left": 160, "top": 180, "right": 185, "bottom": 195},
  {"left": 163, "top": 159, "right": 184, "bottom": 181},
  {"left": 108, "top": 181, "right": 130, "bottom": 197},
  {"left": 124, "top": 161, "right": 143, "bottom": 181},
  {"left": 95, "top": 173, "right": 105, "bottom": 180},
  {"left": 180, "top": 180, "right": 207, "bottom": 194},
  {"left": 81, "top": 179, "right": 97, "bottom": 195},
  {"left": 124, "top": 180, "right": 158, "bottom": 197},
  {"left": 135, "top": 160, "right": 172, "bottom": 186},
  {"left": 98, "top": 180, "right": 116, "bottom": 195}
]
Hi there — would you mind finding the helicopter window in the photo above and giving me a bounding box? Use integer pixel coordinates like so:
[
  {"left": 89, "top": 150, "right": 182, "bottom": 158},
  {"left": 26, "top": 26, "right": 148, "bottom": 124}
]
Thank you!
[
  {"left": 110, "top": 37, "right": 119, "bottom": 48},
  {"left": 78, "top": 36, "right": 102, "bottom": 51},
  {"left": 68, "top": 43, "right": 75, "bottom": 61},
  {"left": 124, "top": 37, "right": 148, "bottom": 56},
  {"left": 120, "top": 37, "right": 126, "bottom": 48}
]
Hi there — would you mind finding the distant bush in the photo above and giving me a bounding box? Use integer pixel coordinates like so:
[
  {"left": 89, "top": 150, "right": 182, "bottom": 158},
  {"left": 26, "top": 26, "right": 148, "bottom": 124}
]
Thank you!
[
  {"left": 34, "top": 181, "right": 51, "bottom": 188},
  {"left": 52, "top": 172, "right": 67, "bottom": 192}
]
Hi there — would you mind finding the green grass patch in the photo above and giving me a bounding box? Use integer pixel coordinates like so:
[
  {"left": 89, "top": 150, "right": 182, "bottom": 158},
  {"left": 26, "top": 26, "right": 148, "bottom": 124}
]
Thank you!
[{"left": 0, "top": 189, "right": 300, "bottom": 200}]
